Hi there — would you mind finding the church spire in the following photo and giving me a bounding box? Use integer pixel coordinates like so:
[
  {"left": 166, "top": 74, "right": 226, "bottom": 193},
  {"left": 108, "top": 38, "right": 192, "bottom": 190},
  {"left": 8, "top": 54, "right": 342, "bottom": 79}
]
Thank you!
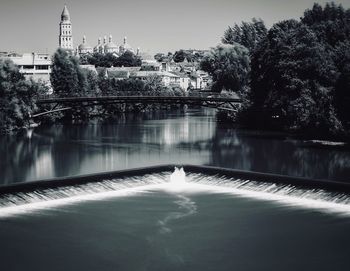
[
  {"left": 61, "top": 5, "right": 70, "bottom": 22},
  {"left": 59, "top": 5, "right": 73, "bottom": 50}
]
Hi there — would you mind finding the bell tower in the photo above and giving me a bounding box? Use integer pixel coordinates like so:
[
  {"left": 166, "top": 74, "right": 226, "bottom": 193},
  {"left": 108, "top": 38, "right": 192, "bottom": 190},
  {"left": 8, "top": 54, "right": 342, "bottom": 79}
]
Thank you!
[{"left": 59, "top": 5, "right": 73, "bottom": 50}]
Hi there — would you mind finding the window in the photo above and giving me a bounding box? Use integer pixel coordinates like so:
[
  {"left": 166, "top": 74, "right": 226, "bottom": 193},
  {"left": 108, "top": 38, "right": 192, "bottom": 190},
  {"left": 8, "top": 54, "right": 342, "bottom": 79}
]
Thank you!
[
  {"left": 36, "top": 65, "right": 49, "bottom": 70},
  {"left": 23, "top": 65, "right": 34, "bottom": 69}
]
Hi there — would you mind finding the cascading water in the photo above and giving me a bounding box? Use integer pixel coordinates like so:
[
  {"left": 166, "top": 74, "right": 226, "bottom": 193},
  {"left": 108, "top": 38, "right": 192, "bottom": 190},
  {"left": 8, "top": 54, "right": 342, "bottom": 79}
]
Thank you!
[
  {"left": 158, "top": 167, "right": 197, "bottom": 234},
  {"left": 169, "top": 167, "right": 186, "bottom": 184},
  {"left": 0, "top": 173, "right": 168, "bottom": 217},
  {"left": 1, "top": 167, "right": 350, "bottom": 217}
]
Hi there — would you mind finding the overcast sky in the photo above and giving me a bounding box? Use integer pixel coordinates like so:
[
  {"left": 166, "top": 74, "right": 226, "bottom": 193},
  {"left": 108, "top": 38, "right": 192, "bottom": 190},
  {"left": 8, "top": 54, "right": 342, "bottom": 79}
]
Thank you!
[{"left": 0, "top": 0, "right": 349, "bottom": 55}]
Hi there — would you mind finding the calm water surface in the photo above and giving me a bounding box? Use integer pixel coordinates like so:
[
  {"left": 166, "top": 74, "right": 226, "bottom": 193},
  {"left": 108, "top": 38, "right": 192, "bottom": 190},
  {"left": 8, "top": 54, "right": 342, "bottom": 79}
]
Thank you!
[
  {"left": 0, "top": 188, "right": 349, "bottom": 271},
  {"left": 0, "top": 108, "right": 349, "bottom": 185}
]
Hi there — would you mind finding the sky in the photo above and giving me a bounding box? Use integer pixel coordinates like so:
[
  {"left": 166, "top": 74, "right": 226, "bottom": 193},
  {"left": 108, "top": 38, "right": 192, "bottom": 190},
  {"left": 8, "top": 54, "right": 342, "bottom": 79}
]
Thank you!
[{"left": 0, "top": 0, "right": 349, "bottom": 55}]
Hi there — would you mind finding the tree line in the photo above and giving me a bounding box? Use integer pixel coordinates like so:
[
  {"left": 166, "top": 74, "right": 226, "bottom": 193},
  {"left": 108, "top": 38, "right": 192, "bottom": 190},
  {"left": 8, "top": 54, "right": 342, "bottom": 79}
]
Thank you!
[
  {"left": 46, "top": 48, "right": 185, "bottom": 122},
  {"left": 154, "top": 50, "right": 206, "bottom": 63},
  {"left": 201, "top": 2, "right": 350, "bottom": 138},
  {"left": 79, "top": 51, "right": 141, "bottom": 67},
  {"left": 0, "top": 59, "right": 48, "bottom": 133}
]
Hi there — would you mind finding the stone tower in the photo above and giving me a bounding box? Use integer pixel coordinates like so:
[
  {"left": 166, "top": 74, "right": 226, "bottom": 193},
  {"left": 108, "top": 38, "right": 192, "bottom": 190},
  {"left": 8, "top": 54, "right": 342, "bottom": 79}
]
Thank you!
[{"left": 59, "top": 5, "right": 73, "bottom": 50}]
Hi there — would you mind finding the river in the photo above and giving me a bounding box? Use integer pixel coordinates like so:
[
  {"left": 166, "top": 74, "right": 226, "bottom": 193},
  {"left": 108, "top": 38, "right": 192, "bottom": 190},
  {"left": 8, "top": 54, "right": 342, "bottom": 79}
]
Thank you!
[
  {"left": 0, "top": 107, "right": 349, "bottom": 185},
  {"left": 1, "top": 108, "right": 350, "bottom": 270}
]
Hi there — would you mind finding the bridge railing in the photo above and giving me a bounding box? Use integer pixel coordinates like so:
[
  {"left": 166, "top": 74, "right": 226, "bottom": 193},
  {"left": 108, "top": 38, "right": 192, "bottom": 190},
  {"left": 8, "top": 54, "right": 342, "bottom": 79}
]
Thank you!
[{"left": 37, "top": 90, "right": 233, "bottom": 100}]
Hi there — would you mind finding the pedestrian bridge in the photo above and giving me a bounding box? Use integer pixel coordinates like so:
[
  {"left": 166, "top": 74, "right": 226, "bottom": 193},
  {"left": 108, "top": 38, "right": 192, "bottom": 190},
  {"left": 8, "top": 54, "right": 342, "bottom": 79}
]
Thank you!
[{"left": 33, "top": 95, "right": 242, "bottom": 118}]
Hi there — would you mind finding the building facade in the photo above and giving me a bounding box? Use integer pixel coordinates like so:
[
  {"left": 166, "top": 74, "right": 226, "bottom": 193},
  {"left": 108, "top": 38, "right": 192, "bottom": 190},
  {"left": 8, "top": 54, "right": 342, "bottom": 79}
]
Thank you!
[{"left": 2, "top": 53, "right": 52, "bottom": 91}]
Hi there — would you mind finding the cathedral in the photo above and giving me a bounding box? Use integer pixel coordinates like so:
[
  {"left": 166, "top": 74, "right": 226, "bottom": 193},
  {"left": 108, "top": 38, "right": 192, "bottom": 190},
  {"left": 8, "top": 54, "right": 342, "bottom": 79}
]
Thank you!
[{"left": 59, "top": 5, "right": 140, "bottom": 57}]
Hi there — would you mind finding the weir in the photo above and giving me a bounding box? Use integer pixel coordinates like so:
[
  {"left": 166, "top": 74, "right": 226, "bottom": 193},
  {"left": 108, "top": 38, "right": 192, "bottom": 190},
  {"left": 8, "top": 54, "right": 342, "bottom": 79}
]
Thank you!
[{"left": 0, "top": 165, "right": 350, "bottom": 216}]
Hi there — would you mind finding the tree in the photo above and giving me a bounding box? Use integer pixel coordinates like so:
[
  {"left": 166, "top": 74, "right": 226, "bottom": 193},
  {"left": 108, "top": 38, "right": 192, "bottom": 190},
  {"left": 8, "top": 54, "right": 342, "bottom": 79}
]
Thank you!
[
  {"left": 222, "top": 18, "right": 267, "bottom": 52},
  {"left": 0, "top": 59, "right": 47, "bottom": 132},
  {"left": 81, "top": 51, "right": 141, "bottom": 67},
  {"left": 154, "top": 53, "right": 166, "bottom": 62},
  {"left": 51, "top": 49, "right": 90, "bottom": 121},
  {"left": 144, "top": 75, "right": 165, "bottom": 93},
  {"left": 80, "top": 52, "right": 117, "bottom": 67},
  {"left": 249, "top": 19, "right": 341, "bottom": 134},
  {"left": 302, "top": 2, "right": 350, "bottom": 47},
  {"left": 84, "top": 69, "right": 99, "bottom": 95},
  {"left": 200, "top": 44, "right": 250, "bottom": 93},
  {"left": 173, "top": 50, "right": 186, "bottom": 62},
  {"left": 113, "top": 51, "right": 141, "bottom": 67},
  {"left": 334, "top": 41, "right": 350, "bottom": 128},
  {"left": 51, "top": 48, "right": 88, "bottom": 97}
]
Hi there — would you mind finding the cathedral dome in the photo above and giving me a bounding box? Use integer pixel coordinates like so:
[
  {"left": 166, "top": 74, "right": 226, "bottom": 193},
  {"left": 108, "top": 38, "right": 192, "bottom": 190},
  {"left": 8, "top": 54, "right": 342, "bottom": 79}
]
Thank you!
[
  {"left": 105, "top": 35, "right": 119, "bottom": 52},
  {"left": 119, "top": 36, "right": 134, "bottom": 54},
  {"left": 94, "top": 37, "right": 103, "bottom": 53},
  {"left": 79, "top": 43, "right": 92, "bottom": 50},
  {"left": 78, "top": 36, "right": 93, "bottom": 54}
]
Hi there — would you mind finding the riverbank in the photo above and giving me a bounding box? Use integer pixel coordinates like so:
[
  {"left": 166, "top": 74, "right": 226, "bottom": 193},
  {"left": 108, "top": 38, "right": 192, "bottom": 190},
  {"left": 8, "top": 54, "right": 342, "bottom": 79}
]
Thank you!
[{"left": 217, "top": 110, "right": 350, "bottom": 144}]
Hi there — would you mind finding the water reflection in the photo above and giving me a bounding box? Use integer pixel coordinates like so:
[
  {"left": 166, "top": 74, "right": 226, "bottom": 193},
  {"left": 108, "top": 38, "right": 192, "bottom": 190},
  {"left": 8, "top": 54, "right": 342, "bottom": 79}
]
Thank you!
[
  {"left": 0, "top": 108, "right": 349, "bottom": 185},
  {"left": 210, "top": 125, "right": 350, "bottom": 181}
]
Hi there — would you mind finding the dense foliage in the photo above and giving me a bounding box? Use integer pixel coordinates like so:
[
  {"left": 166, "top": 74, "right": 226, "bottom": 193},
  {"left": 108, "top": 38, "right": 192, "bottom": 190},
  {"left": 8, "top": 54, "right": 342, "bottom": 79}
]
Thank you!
[
  {"left": 204, "top": 2, "right": 350, "bottom": 138},
  {"left": 93, "top": 72, "right": 185, "bottom": 118},
  {"left": 48, "top": 51, "right": 185, "bottom": 122},
  {"left": 200, "top": 44, "right": 250, "bottom": 93},
  {"left": 245, "top": 3, "right": 350, "bottom": 137},
  {"left": 51, "top": 48, "right": 88, "bottom": 97},
  {"left": 0, "top": 59, "right": 47, "bottom": 133},
  {"left": 200, "top": 19, "right": 266, "bottom": 94},
  {"left": 154, "top": 50, "right": 206, "bottom": 63},
  {"left": 154, "top": 52, "right": 172, "bottom": 62},
  {"left": 80, "top": 51, "right": 141, "bottom": 67},
  {"left": 248, "top": 20, "right": 341, "bottom": 134},
  {"left": 222, "top": 18, "right": 267, "bottom": 52}
]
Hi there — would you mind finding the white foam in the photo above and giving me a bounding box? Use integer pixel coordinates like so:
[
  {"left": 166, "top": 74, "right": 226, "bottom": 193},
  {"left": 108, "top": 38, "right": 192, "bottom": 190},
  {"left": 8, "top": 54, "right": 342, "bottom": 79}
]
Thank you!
[{"left": 1, "top": 169, "right": 350, "bottom": 217}]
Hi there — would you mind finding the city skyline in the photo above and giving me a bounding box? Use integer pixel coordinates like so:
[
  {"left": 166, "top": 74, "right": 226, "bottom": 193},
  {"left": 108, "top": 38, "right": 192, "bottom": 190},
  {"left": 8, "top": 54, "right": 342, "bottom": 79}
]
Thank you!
[{"left": 1, "top": 0, "right": 350, "bottom": 55}]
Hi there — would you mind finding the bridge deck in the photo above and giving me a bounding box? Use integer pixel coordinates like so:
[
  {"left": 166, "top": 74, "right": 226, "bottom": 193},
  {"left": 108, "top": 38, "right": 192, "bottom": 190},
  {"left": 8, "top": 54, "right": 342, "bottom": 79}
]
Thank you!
[
  {"left": 36, "top": 95, "right": 242, "bottom": 104},
  {"left": 33, "top": 95, "right": 242, "bottom": 118}
]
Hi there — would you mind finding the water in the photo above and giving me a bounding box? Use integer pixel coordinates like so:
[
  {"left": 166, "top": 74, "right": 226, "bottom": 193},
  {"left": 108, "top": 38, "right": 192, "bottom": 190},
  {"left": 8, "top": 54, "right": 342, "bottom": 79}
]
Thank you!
[
  {"left": 0, "top": 108, "right": 349, "bottom": 185},
  {"left": 0, "top": 169, "right": 349, "bottom": 270},
  {"left": 1, "top": 108, "right": 350, "bottom": 269},
  {"left": 1, "top": 168, "right": 350, "bottom": 216}
]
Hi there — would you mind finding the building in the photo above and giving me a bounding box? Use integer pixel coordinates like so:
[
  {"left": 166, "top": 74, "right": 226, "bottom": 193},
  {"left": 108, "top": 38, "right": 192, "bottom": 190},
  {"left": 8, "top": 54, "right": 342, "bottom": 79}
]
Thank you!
[
  {"left": 77, "top": 35, "right": 93, "bottom": 55},
  {"left": 105, "top": 35, "right": 119, "bottom": 54},
  {"left": 94, "top": 37, "right": 103, "bottom": 54},
  {"left": 119, "top": 37, "right": 134, "bottom": 55},
  {"left": 106, "top": 69, "right": 130, "bottom": 80},
  {"left": 2, "top": 52, "right": 52, "bottom": 89},
  {"left": 171, "top": 72, "right": 190, "bottom": 90},
  {"left": 130, "top": 71, "right": 191, "bottom": 90},
  {"left": 59, "top": 5, "right": 73, "bottom": 51},
  {"left": 84, "top": 35, "right": 138, "bottom": 57},
  {"left": 140, "top": 60, "right": 162, "bottom": 71},
  {"left": 58, "top": 5, "right": 140, "bottom": 58}
]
